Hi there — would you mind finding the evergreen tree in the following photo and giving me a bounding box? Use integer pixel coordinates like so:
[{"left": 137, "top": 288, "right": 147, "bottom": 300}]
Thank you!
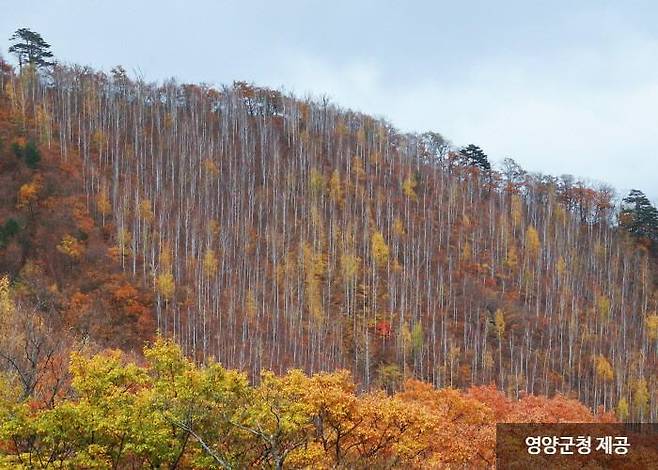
[
  {"left": 620, "top": 189, "right": 658, "bottom": 242},
  {"left": 8, "top": 28, "right": 54, "bottom": 70},
  {"left": 0, "top": 219, "right": 20, "bottom": 248},
  {"left": 11, "top": 142, "right": 23, "bottom": 158},
  {"left": 459, "top": 144, "right": 491, "bottom": 170},
  {"left": 10, "top": 141, "right": 41, "bottom": 168},
  {"left": 23, "top": 141, "right": 41, "bottom": 168}
]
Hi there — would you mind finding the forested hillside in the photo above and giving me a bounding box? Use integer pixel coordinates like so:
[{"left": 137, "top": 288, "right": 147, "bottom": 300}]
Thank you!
[{"left": 0, "top": 56, "right": 656, "bottom": 426}]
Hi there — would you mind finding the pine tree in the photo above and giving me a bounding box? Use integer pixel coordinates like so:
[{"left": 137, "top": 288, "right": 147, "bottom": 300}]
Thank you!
[
  {"left": 459, "top": 144, "right": 491, "bottom": 171},
  {"left": 8, "top": 28, "right": 54, "bottom": 70},
  {"left": 23, "top": 141, "right": 41, "bottom": 169},
  {"left": 620, "top": 189, "right": 658, "bottom": 243}
]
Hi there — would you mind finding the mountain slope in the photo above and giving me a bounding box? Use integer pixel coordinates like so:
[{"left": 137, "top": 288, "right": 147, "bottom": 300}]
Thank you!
[{"left": 0, "top": 61, "right": 655, "bottom": 420}]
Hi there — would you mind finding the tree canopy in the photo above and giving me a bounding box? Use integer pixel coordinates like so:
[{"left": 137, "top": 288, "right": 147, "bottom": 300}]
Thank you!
[
  {"left": 0, "top": 338, "right": 619, "bottom": 469},
  {"left": 620, "top": 189, "right": 658, "bottom": 244},
  {"left": 8, "top": 28, "right": 54, "bottom": 70},
  {"left": 459, "top": 144, "right": 491, "bottom": 170}
]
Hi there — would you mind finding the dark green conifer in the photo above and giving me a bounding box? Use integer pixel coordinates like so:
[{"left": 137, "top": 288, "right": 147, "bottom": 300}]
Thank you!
[
  {"left": 9, "top": 28, "right": 54, "bottom": 70},
  {"left": 620, "top": 189, "right": 658, "bottom": 243},
  {"left": 459, "top": 144, "right": 491, "bottom": 171}
]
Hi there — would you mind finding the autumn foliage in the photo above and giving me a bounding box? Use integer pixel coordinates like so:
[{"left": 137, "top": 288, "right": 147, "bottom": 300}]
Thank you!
[
  {"left": 0, "top": 339, "right": 614, "bottom": 469},
  {"left": 0, "top": 45, "right": 656, "bottom": 456}
]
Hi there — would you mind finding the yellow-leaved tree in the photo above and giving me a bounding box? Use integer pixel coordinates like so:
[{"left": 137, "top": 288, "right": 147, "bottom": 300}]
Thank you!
[
  {"left": 371, "top": 231, "right": 389, "bottom": 267},
  {"left": 203, "top": 248, "right": 218, "bottom": 278},
  {"left": 96, "top": 184, "right": 111, "bottom": 225},
  {"left": 156, "top": 272, "right": 175, "bottom": 301},
  {"left": 329, "top": 168, "right": 343, "bottom": 205},
  {"left": 402, "top": 174, "right": 418, "bottom": 201},
  {"left": 594, "top": 355, "right": 614, "bottom": 382},
  {"left": 525, "top": 225, "right": 541, "bottom": 259},
  {"left": 17, "top": 174, "right": 42, "bottom": 211},
  {"left": 56, "top": 234, "right": 84, "bottom": 261}
]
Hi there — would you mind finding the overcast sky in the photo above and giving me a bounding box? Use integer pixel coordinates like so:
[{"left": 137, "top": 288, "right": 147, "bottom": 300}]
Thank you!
[{"left": 2, "top": 0, "right": 657, "bottom": 201}]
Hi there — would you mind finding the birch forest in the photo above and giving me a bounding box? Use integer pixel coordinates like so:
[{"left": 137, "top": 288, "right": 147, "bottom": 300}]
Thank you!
[{"left": 0, "top": 55, "right": 656, "bottom": 437}]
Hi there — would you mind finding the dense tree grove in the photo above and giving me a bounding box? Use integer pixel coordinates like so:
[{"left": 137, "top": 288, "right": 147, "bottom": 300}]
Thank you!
[
  {"left": 0, "top": 55, "right": 656, "bottom": 426},
  {"left": 0, "top": 337, "right": 620, "bottom": 469}
]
